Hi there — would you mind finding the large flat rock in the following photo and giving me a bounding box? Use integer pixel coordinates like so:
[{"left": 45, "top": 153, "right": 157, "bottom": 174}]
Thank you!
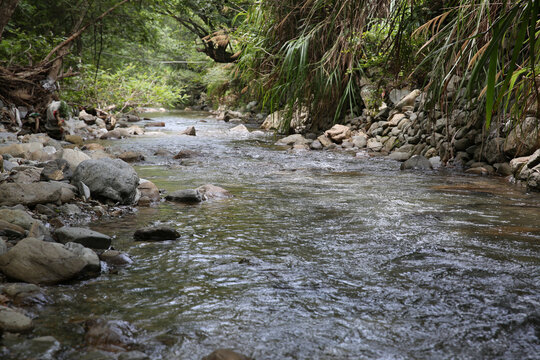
[
  {"left": 55, "top": 227, "right": 111, "bottom": 249},
  {"left": 0, "top": 238, "right": 100, "bottom": 285},
  {"left": 0, "top": 182, "right": 75, "bottom": 207}
]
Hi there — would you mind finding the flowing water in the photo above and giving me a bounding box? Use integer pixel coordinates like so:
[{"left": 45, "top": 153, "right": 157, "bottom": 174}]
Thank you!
[{"left": 7, "top": 112, "right": 540, "bottom": 359}]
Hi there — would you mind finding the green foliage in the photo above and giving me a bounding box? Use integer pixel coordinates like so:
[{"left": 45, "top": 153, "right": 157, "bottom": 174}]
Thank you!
[
  {"left": 414, "top": 0, "right": 540, "bottom": 128},
  {"left": 62, "top": 64, "right": 188, "bottom": 112},
  {"left": 203, "top": 65, "right": 232, "bottom": 101},
  {"left": 233, "top": 0, "right": 429, "bottom": 130}
]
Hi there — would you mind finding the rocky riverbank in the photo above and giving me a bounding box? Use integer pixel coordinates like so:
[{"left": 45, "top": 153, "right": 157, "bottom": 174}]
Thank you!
[
  {"left": 0, "top": 105, "right": 256, "bottom": 359},
  {"left": 258, "top": 89, "right": 540, "bottom": 192}
]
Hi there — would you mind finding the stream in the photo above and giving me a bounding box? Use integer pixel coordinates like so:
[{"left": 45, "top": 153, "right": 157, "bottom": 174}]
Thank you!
[{"left": 6, "top": 111, "right": 540, "bottom": 359}]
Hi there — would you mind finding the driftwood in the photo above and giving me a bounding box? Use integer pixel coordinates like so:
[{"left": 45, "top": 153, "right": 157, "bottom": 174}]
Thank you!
[{"left": 0, "top": 0, "right": 131, "bottom": 114}]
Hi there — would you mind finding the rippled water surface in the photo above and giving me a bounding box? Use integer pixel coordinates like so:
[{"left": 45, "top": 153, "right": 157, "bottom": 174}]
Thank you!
[{"left": 26, "top": 112, "right": 540, "bottom": 358}]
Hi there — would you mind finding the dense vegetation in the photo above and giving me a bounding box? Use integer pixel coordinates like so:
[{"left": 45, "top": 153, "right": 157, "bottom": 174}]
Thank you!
[
  {"left": 0, "top": 0, "right": 538, "bottom": 128},
  {"left": 234, "top": 0, "right": 539, "bottom": 129}
]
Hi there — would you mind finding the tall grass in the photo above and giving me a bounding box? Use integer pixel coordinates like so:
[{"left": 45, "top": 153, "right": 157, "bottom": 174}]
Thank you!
[
  {"left": 415, "top": 0, "right": 540, "bottom": 129},
  {"left": 235, "top": 0, "right": 539, "bottom": 131},
  {"left": 235, "top": 0, "right": 401, "bottom": 131}
]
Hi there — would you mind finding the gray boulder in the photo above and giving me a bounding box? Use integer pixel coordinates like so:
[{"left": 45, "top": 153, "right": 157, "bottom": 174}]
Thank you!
[
  {"left": 0, "top": 305, "right": 33, "bottom": 333},
  {"left": 133, "top": 226, "right": 180, "bottom": 241},
  {"left": 0, "top": 181, "right": 76, "bottom": 206},
  {"left": 196, "top": 184, "right": 232, "bottom": 200},
  {"left": 165, "top": 189, "right": 202, "bottom": 203},
  {"left": 0, "top": 237, "right": 100, "bottom": 284},
  {"left": 400, "top": 155, "right": 433, "bottom": 170},
  {"left": 72, "top": 158, "right": 139, "bottom": 204},
  {"left": 388, "top": 152, "right": 410, "bottom": 162},
  {"left": 99, "top": 250, "right": 133, "bottom": 266},
  {"left": 55, "top": 227, "right": 111, "bottom": 249}
]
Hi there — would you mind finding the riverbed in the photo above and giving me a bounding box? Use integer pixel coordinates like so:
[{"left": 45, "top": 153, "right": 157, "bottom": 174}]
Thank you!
[{"left": 8, "top": 111, "right": 540, "bottom": 359}]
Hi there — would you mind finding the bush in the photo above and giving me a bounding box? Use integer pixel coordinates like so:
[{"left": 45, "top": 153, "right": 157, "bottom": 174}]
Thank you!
[{"left": 62, "top": 64, "right": 188, "bottom": 112}]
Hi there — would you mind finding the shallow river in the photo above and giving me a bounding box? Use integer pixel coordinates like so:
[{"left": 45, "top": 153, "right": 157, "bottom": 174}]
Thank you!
[{"left": 12, "top": 112, "right": 540, "bottom": 358}]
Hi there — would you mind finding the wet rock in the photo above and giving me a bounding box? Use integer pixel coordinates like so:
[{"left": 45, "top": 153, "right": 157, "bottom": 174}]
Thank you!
[
  {"left": 0, "top": 154, "right": 3, "bottom": 172},
  {"left": 275, "top": 134, "right": 310, "bottom": 146},
  {"left": 55, "top": 227, "right": 111, "bottom": 249},
  {"left": 145, "top": 121, "right": 165, "bottom": 127},
  {"left": 229, "top": 124, "right": 250, "bottom": 134},
  {"left": 99, "top": 250, "right": 133, "bottom": 266},
  {"left": 400, "top": 155, "right": 433, "bottom": 170},
  {"left": 180, "top": 126, "right": 196, "bottom": 136},
  {"left": 0, "top": 237, "right": 100, "bottom": 284},
  {"left": 40, "top": 159, "right": 72, "bottom": 181},
  {"left": 64, "top": 242, "right": 100, "bottom": 274},
  {"left": 84, "top": 318, "right": 137, "bottom": 352},
  {"left": 9, "top": 166, "right": 42, "bottom": 184},
  {"left": 0, "top": 305, "right": 33, "bottom": 333},
  {"left": 316, "top": 135, "right": 333, "bottom": 148},
  {"left": 310, "top": 140, "right": 323, "bottom": 150},
  {"left": 196, "top": 184, "right": 232, "bottom": 200},
  {"left": 202, "top": 349, "right": 252, "bottom": 360},
  {"left": 72, "top": 158, "right": 139, "bottom": 205},
  {"left": 117, "top": 151, "right": 145, "bottom": 163},
  {"left": 0, "top": 181, "right": 75, "bottom": 207},
  {"left": 62, "top": 148, "right": 91, "bottom": 169},
  {"left": 1, "top": 283, "right": 49, "bottom": 306},
  {"left": 133, "top": 226, "right": 180, "bottom": 241},
  {"left": 65, "top": 135, "right": 84, "bottom": 146},
  {"left": 388, "top": 152, "right": 410, "bottom": 162},
  {"left": 137, "top": 179, "right": 160, "bottom": 204},
  {"left": 173, "top": 150, "right": 199, "bottom": 159},
  {"left": 165, "top": 189, "right": 202, "bottom": 203},
  {"left": 324, "top": 124, "right": 351, "bottom": 144},
  {"left": 0, "top": 220, "right": 26, "bottom": 240}
]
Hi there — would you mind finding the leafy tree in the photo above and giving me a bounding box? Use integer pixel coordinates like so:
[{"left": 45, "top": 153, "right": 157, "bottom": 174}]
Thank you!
[{"left": 150, "top": 0, "right": 251, "bottom": 63}]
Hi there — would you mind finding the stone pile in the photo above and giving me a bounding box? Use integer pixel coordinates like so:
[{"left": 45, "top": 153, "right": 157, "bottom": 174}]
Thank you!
[{"left": 265, "top": 89, "right": 540, "bottom": 191}]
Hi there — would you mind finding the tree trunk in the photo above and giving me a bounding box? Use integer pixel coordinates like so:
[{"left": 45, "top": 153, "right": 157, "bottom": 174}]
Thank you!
[{"left": 0, "top": 0, "right": 20, "bottom": 42}]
